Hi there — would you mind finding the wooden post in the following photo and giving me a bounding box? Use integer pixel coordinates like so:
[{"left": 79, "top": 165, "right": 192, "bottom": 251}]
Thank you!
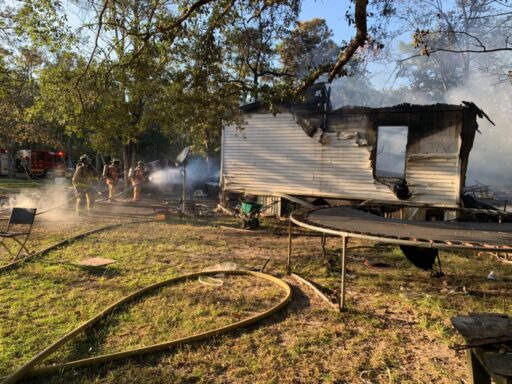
[
  {"left": 182, "top": 165, "right": 186, "bottom": 214},
  {"left": 340, "top": 235, "right": 348, "bottom": 311},
  {"left": 466, "top": 349, "right": 491, "bottom": 384},
  {"left": 321, "top": 233, "right": 326, "bottom": 257},
  {"left": 287, "top": 219, "right": 293, "bottom": 274}
]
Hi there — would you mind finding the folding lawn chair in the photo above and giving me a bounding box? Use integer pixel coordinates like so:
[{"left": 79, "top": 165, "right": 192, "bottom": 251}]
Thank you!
[{"left": 0, "top": 207, "right": 37, "bottom": 260}]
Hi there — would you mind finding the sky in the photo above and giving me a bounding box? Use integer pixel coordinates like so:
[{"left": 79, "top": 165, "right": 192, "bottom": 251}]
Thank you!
[
  {"left": 299, "top": 0, "right": 404, "bottom": 90},
  {"left": 299, "top": 0, "right": 353, "bottom": 42}
]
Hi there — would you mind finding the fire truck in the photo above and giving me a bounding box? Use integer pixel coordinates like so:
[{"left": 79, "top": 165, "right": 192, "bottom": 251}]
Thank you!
[{"left": 15, "top": 149, "right": 67, "bottom": 177}]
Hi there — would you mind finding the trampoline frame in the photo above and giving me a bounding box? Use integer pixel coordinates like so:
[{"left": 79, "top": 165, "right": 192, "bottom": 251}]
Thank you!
[{"left": 287, "top": 207, "right": 512, "bottom": 311}]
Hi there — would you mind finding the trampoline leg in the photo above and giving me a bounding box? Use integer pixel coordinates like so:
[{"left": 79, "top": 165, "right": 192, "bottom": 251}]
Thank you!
[
  {"left": 287, "top": 219, "right": 293, "bottom": 274},
  {"left": 321, "top": 233, "right": 326, "bottom": 257},
  {"left": 340, "top": 235, "right": 348, "bottom": 311}
]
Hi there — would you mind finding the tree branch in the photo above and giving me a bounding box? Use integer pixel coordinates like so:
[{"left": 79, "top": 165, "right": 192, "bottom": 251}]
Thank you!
[
  {"left": 296, "top": 0, "right": 368, "bottom": 94},
  {"left": 328, "top": 0, "right": 367, "bottom": 81},
  {"left": 428, "top": 47, "right": 512, "bottom": 54},
  {"left": 75, "top": 0, "right": 109, "bottom": 88},
  {"left": 157, "top": 0, "right": 218, "bottom": 34}
]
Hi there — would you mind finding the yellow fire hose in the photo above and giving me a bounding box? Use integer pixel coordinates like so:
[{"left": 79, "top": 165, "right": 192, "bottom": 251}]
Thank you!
[
  {"left": 1, "top": 270, "right": 292, "bottom": 384},
  {"left": 36, "top": 184, "right": 137, "bottom": 216}
]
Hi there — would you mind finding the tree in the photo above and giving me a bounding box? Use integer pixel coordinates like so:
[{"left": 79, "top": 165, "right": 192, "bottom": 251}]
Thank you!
[
  {"left": 0, "top": 46, "right": 68, "bottom": 176},
  {"left": 8, "top": 0, "right": 383, "bottom": 176},
  {"left": 278, "top": 18, "right": 337, "bottom": 80},
  {"left": 394, "top": 0, "right": 512, "bottom": 88}
]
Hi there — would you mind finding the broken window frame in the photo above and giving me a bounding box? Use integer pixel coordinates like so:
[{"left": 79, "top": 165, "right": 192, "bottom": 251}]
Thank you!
[{"left": 375, "top": 125, "right": 409, "bottom": 180}]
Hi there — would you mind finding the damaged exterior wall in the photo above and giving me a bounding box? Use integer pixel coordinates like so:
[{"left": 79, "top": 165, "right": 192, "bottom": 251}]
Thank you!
[{"left": 221, "top": 103, "right": 478, "bottom": 209}]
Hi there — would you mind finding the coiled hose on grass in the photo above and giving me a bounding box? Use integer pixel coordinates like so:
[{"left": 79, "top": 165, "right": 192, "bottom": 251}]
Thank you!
[{"left": 1, "top": 270, "right": 292, "bottom": 384}]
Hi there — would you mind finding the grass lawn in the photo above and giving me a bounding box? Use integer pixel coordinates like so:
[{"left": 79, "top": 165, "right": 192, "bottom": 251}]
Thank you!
[
  {"left": 0, "top": 209, "right": 511, "bottom": 383},
  {"left": 0, "top": 178, "right": 46, "bottom": 192}
]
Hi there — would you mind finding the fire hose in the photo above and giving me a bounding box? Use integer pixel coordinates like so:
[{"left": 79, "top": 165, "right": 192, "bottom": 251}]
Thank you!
[
  {"left": 1, "top": 270, "right": 292, "bottom": 384},
  {"left": 35, "top": 183, "right": 137, "bottom": 216}
]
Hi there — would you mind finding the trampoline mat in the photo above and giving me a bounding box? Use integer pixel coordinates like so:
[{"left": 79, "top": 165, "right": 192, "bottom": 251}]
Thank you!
[{"left": 291, "top": 207, "right": 512, "bottom": 250}]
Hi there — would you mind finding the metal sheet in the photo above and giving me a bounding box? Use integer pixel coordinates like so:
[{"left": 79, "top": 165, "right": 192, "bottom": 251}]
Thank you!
[
  {"left": 406, "top": 155, "right": 459, "bottom": 204},
  {"left": 223, "top": 112, "right": 465, "bottom": 207},
  {"left": 223, "top": 113, "right": 397, "bottom": 201}
]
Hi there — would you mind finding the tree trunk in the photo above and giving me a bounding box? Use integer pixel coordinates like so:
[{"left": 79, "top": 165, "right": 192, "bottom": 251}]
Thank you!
[
  {"left": 67, "top": 135, "right": 73, "bottom": 168},
  {"left": 7, "top": 148, "right": 15, "bottom": 178},
  {"left": 123, "top": 144, "right": 130, "bottom": 190},
  {"left": 95, "top": 153, "right": 102, "bottom": 174},
  {"left": 131, "top": 142, "right": 137, "bottom": 168}
]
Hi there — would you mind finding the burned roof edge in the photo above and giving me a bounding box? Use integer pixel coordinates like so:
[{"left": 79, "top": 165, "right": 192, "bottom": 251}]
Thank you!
[
  {"left": 329, "top": 103, "right": 466, "bottom": 114},
  {"left": 240, "top": 101, "right": 478, "bottom": 115}
]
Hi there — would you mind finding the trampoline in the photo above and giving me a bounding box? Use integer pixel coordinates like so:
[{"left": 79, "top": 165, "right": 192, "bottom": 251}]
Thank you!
[{"left": 287, "top": 206, "right": 512, "bottom": 310}]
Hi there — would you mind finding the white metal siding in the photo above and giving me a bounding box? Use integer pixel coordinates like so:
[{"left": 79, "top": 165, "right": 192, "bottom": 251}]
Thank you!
[
  {"left": 222, "top": 113, "right": 461, "bottom": 207},
  {"left": 406, "top": 154, "right": 460, "bottom": 205},
  {"left": 223, "top": 113, "right": 397, "bottom": 201}
]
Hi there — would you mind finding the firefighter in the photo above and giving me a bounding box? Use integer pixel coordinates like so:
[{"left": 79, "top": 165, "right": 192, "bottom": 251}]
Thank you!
[
  {"left": 104, "top": 159, "right": 121, "bottom": 202},
  {"left": 130, "top": 160, "right": 146, "bottom": 202},
  {"left": 72, "top": 154, "right": 98, "bottom": 214}
]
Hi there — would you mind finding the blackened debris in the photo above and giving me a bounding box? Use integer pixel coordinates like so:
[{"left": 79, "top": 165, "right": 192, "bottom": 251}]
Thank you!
[{"left": 462, "top": 101, "right": 495, "bottom": 126}]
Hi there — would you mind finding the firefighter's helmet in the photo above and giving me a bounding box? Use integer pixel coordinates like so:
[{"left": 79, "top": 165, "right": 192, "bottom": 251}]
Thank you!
[
  {"left": 79, "top": 154, "right": 90, "bottom": 163},
  {"left": 112, "top": 158, "right": 120, "bottom": 165},
  {"left": 137, "top": 161, "right": 144, "bottom": 166}
]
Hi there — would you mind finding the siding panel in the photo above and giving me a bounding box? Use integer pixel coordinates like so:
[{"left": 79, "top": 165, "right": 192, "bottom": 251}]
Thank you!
[
  {"left": 223, "top": 112, "right": 460, "bottom": 206},
  {"left": 223, "top": 113, "right": 397, "bottom": 201}
]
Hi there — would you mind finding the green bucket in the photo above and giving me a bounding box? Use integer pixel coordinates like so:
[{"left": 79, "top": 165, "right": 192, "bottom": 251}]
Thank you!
[{"left": 241, "top": 201, "right": 262, "bottom": 214}]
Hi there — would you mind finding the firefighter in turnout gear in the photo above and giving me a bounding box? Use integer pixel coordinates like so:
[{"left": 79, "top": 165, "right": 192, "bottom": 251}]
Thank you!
[
  {"left": 130, "top": 161, "right": 146, "bottom": 202},
  {"left": 72, "top": 154, "right": 98, "bottom": 214},
  {"left": 104, "top": 159, "right": 121, "bottom": 202}
]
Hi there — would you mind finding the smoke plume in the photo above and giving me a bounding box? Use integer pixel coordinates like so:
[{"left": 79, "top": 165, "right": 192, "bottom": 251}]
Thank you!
[{"left": 328, "top": 70, "right": 511, "bottom": 192}]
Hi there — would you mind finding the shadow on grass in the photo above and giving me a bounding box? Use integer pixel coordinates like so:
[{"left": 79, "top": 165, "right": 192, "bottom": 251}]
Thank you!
[{"left": 76, "top": 265, "right": 122, "bottom": 278}]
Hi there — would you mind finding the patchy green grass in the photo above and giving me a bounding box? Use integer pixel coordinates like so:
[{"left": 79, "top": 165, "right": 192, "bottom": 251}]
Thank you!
[
  {"left": 0, "top": 178, "right": 46, "bottom": 192},
  {"left": 0, "top": 210, "right": 511, "bottom": 383}
]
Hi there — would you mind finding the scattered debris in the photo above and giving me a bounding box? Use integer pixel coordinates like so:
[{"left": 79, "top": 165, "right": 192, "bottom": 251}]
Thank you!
[
  {"left": 75, "top": 257, "right": 116, "bottom": 267},
  {"left": 478, "top": 251, "right": 512, "bottom": 265},
  {"left": 259, "top": 258, "right": 271, "bottom": 272},
  {"left": 216, "top": 204, "right": 236, "bottom": 216}
]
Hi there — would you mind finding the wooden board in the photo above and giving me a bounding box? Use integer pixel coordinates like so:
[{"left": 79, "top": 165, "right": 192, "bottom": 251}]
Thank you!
[{"left": 76, "top": 257, "right": 116, "bottom": 267}]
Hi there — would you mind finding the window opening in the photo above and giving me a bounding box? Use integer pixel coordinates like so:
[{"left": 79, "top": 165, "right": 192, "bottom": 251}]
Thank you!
[{"left": 375, "top": 126, "right": 408, "bottom": 178}]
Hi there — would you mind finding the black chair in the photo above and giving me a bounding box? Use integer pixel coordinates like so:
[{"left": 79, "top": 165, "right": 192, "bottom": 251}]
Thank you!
[{"left": 0, "top": 208, "right": 37, "bottom": 260}]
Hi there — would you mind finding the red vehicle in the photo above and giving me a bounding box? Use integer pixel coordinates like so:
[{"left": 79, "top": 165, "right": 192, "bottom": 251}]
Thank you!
[{"left": 16, "top": 149, "right": 66, "bottom": 177}]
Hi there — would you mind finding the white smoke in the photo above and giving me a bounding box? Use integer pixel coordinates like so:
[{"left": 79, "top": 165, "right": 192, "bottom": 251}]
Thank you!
[
  {"left": 3, "top": 185, "right": 79, "bottom": 221},
  {"left": 149, "top": 168, "right": 182, "bottom": 184},
  {"left": 148, "top": 157, "right": 219, "bottom": 189},
  {"left": 444, "top": 72, "right": 511, "bottom": 190},
  {"left": 328, "top": 68, "right": 512, "bottom": 192}
]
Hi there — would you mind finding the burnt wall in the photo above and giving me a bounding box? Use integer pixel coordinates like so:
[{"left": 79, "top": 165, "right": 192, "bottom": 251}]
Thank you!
[{"left": 326, "top": 107, "right": 465, "bottom": 154}]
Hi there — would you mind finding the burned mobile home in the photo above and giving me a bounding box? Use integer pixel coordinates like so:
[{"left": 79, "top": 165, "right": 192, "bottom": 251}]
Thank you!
[{"left": 221, "top": 88, "right": 485, "bottom": 220}]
